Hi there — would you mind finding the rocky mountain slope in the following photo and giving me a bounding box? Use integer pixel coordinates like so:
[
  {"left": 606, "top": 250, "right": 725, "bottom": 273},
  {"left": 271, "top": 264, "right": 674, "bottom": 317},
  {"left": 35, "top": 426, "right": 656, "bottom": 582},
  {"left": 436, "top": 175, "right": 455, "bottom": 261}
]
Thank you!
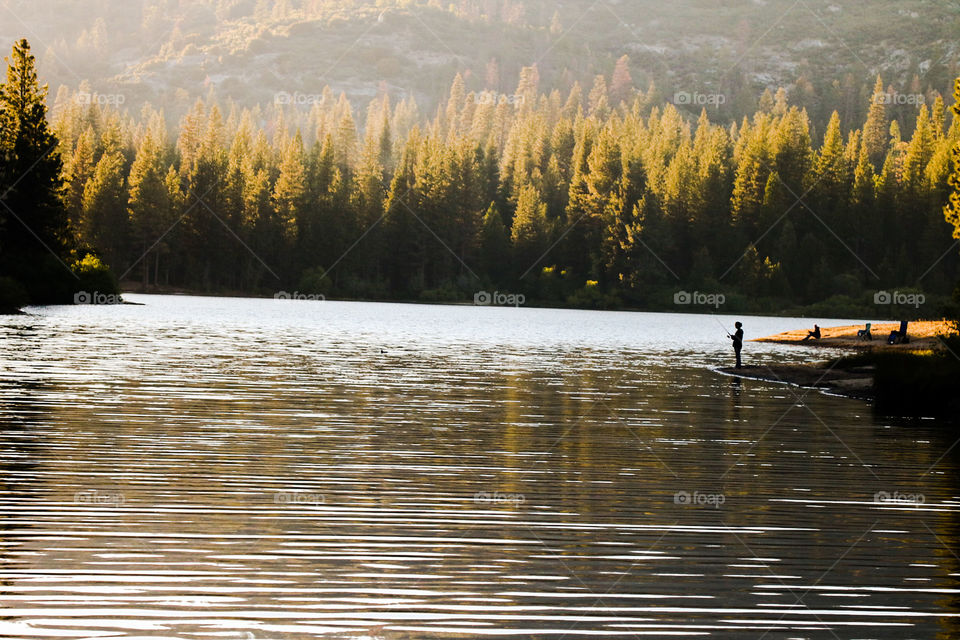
[{"left": 1, "top": 0, "right": 956, "bottom": 122}]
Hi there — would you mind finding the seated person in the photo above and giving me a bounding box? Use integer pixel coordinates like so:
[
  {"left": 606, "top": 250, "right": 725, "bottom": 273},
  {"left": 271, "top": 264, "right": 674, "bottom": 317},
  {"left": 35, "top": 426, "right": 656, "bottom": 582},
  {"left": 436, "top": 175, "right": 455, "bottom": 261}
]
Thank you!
[{"left": 801, "top": 324, "right": 821, "bottom": 341}]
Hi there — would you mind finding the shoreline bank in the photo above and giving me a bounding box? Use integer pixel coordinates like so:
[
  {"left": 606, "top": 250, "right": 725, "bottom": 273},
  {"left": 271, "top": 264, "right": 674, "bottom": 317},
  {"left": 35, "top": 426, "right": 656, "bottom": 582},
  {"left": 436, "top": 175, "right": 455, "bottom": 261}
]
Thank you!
[
  {"left": 753, "top": 320, "right": 951, "bottom": 351},
  {"left": 721, "top": 321, "right": 959, "bottom": 417},
  {"left": 118, "top": 284, "right": 948, "bottom": 319},
  {"left": 715, "top": 364, "right": 875, "bottom": 401}
]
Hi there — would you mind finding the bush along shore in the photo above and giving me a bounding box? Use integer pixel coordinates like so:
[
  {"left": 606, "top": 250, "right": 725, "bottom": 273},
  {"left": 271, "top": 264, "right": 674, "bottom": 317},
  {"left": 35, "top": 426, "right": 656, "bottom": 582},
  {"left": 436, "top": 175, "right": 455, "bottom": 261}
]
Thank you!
[{"left": 718, "top": 321, "right": 960, "bottom": 418}]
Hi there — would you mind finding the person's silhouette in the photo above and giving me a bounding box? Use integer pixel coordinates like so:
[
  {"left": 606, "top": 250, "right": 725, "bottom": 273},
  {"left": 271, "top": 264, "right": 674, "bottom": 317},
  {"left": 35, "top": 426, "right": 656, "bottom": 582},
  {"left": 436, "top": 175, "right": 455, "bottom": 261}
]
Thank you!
[
  {"left": 730, "top": 321, "right": 744, "bottom": 369},
  {"left": 802, "top": 324, "right": 821, "bottom": 341}
]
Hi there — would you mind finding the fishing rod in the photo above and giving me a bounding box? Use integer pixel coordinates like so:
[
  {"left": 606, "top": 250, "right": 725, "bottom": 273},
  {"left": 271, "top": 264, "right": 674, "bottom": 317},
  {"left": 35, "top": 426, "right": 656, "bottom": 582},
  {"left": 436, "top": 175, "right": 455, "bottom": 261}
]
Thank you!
[{"left": 714, "top": 317, "right": 733, "bottom": 338}]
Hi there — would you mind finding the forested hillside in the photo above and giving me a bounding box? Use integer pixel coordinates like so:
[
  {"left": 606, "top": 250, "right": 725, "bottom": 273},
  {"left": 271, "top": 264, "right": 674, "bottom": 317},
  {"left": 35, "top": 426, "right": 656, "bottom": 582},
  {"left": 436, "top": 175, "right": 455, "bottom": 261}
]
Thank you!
[
  {"left": 2, "top": 0, "right": 958, "bottom": 130},
  {"left": 2, "top": 0, "right": 958, "bottom": 313},
  {"left": 53, "top": 70, "right": 958, "bottom": 313}
]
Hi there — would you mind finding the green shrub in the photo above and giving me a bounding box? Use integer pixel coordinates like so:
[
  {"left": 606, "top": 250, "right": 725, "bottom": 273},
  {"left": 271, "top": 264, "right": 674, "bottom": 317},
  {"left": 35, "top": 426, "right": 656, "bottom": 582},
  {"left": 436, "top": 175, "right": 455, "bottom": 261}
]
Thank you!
[
  {"left": 297, "top": 266, "right": 332, "bottom": 296},
  {"left": 419, "top": 281, "right": 463, "bottom": 303},
  {"left": 72, "top": 254, "right": 119, "bottom": 301},
  {"left": 566, "top": 282, "right": 621, "bottom": 309}
]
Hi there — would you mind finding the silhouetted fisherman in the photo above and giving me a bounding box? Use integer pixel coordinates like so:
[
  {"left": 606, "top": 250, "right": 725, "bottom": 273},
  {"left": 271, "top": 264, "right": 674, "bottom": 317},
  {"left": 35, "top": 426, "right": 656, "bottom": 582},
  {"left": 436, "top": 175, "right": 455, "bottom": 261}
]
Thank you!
[{"left": 730, "top": 321, "right": 744, "bottom": 369}]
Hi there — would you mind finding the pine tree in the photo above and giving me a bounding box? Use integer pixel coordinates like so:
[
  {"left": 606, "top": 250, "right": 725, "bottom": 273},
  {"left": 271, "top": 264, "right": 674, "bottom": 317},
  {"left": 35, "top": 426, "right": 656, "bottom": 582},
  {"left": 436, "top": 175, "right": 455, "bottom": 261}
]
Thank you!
[
  {"left": 549, "top": 11, "right": 563, "bottom": 36},
  {"left": 610, "top": 55, "right": 633, "bottom": 106},
  {"left": 382, "top": 129, "right": 424, "bottom": 293},
  {"left": 0, "top": 39, "right": 76, "bottom": 302},
  {"left": 348, "top": 121, "right": 387, "bottom": 282},
  {"left": 242, "top": 166, "right": 274, "bottom": 288},
  {"left": 355, "top": 104, "right": 389, "bottom": 228},
  {"left": 127, "top": 124, "right": 170, "bottom": 288},
  {"left": 730, "top": 114, "right": 772, "bottom": 238},
  {"left": 177, "top": 99, "right": 207, "bottom": 177},
  {"left": 511, "top": 182, "right": 550, "bottom": 272},
  {"left": 80, "top": 123, "right": 128, "bottom": 271},
  {"left": 849, "top": 139, "right": 876, "bottom": 262},
  {"left": 64, "top": 125, "right": 97, "bottom": 230},
  {"left": 444, "top": 73, "right": 466, "bottom": 136},
  {"left": 943, "top": 79, "right": 960, "bottom": 241},
  {"left": 516, "top": 66, "right": 540, "bottom": 109},
  {"left": 224, "top": 112, "right": 254, "bottom": 252},
  {"left": 811, "top": 112, "right": 849, "bottom": 198},
  {"left": 273, "top": 131, "right": 307, "bottom": 243},
  {"left": 334, "top": 95, "right": 358, "bottom": 173},
  {"left": 310, "top": 134, "right": 355, "bottom": 285},
  {"left": 181, "top": 104, "right": 229, "bottom": 289},
  {"left": 772, "top": 107, "right": 812, "bottom": 193},
  {"left": 863, "top": 76, "right": 888, "bottom": 170},
  {"left": 622, "top": 191, "right": 673, "bottom": 287},
  {"left": 902, "top": 106, "right": 935, "bottom": 192},
  {"left": 693, "top": 115, "right": 733, "bottom": 263},
  {"left": 588, "top": 75, "right": 610, "bottom": 119},
  {"left": 478, "top": 202, "right": 511, "bottom": 282},
  {"left": 932, "top": 95, "right": 946, "bottom": 141}
]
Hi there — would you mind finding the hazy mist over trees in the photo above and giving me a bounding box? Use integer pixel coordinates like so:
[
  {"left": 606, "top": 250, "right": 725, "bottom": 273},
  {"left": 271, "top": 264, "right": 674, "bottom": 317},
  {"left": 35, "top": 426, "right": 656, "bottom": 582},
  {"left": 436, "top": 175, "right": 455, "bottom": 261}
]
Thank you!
[
  {"left": 1, "top": 0, "right": 959, "bottom": 312},
  {"left": 4, "top": 0, "right": 957, "bottom": 128}
]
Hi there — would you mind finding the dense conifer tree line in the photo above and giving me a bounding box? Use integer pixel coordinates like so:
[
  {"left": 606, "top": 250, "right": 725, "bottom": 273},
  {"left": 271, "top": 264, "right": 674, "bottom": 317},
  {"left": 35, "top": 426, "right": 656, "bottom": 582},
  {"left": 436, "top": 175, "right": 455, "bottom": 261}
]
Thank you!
[{"left": 14, "top": 51, "right": 960, "bottom": 311}]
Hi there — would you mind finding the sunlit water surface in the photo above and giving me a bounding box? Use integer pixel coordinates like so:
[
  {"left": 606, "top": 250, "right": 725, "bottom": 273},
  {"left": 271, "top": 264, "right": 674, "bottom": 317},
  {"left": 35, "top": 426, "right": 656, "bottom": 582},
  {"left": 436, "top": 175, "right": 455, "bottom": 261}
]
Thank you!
[{"left": 0, "top": 295, "right": 958, "bottom": 639}]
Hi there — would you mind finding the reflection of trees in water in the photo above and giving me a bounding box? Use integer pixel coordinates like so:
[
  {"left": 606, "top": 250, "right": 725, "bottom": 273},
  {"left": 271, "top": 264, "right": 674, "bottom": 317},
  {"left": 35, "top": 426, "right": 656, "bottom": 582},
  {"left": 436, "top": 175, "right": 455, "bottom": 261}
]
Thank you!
[
  {"left": 2, "top": 316, "right": 959, "bottom": 635},
  {"left": 934, "top": 440, "right": 960, "bottom": 639},
  {"left": 936, "top": 539, "right": 960, "bottom": 638},
  {"left": 0, "top": 319, "right": 56, "bottom": 605},
  {"left": 866, "top": 414, "right": 960, "bottom": 638},
  {"left": 0, "top": 373, "right": 47, "bottom": 590}
]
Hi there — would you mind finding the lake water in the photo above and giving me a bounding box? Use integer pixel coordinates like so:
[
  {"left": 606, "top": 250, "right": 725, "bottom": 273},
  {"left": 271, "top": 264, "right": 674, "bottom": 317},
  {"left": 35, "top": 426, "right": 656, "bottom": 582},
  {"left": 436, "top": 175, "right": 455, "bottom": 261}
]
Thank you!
[{"left": 0, "top": 295, "right": 958, "bottom": 639}]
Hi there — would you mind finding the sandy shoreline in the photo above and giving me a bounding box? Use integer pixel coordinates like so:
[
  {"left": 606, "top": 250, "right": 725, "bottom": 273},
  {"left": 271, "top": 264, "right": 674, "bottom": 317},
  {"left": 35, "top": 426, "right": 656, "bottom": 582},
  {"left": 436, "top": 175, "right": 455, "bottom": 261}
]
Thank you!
[
  {"left": 753, "top": 320, "right": 951, "bottom": 351},
  {"left": 716, "top": 320, "right": 955, "bottom": 406}
]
